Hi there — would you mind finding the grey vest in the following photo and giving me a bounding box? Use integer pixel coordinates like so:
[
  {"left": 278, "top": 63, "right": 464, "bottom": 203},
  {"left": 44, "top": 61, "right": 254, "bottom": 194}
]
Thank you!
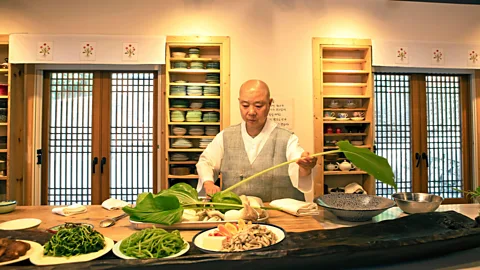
[{"left": 220, "top": 124, "right": 304, "bottom": 201}]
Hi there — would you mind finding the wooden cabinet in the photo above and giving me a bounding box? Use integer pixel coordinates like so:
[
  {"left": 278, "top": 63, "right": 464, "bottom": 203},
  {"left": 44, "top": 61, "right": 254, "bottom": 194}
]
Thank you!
[
  {"left": 162, "top": 36, "right": 230, "bottom": 191},
  {"left": 0, "top": 36, "right": 8, "bottom": 200},
  {"left": 313, "top": 38, "right": 375, "bottom": 196}
]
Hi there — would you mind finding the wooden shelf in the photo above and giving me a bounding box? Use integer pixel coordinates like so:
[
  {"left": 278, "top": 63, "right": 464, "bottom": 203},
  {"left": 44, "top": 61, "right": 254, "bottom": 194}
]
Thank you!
[
  {"left": 169, "top": 161, "right": 198, "bottom": 165},
  {"left": 168, "top": 68, "right": 220, "bottom": 74},
  {"left": 0, "top": 123, "right": 7, "bottom": 126},
  {"left": 0, "top": 176, "right": 7, "bottom": 180},
  {"left": 323, "top": 83, "right": 368, "bottom": 88},
  {"left": 322, "top": 58, "right": 366, "bottom": 64},
  {"left": 169, "top": 135, "right": 215, "bottom": 139},
  {"left": 323, "top": 145, "right": 372, "bottom": 150},
  {"left": 168, "top": 122, "right": 220, "bottom": 125},
  {"left": 323, "top": 95, "right": 370, "bottom": 99},
  {"left": 168, "top": 95, "right": 220, "bottom": 99},
  {"left": 324, "top": 133, "right": 366, "bottom": 137},
  {"left": 168, "top": 149, "right": 205, "bottom": 152},
  {"left": 170, "top": 58, "right": 219, "bottom": 62},
  {"left": 323, "top": 120, "right": 370, "bottom": 124},
  {"left": 170, "top": 108, "right": 220, "bottom": 112},
  {"left": 0, "top": 149, "right": 6, "bottom": 153},
  {"left": 168, "top": 174, "right": 198, "bottom": 179},
  {"left": 0, "top": 95, "right": 7, "bottom": 99},
  {"left": 323, "top": 70, "right": 370, "bottom": 75},
  {"left": 323, "top": 108, "right": 367, "bottom": 111},
  {"left": 169, "top": 83, "right": 221, "bottom": 87},
  {"left": 324, "top": 170, "right": 368, "bottom": 175},
  {"left": 0, "top": 70, "right": 7, "bottom": 73}
]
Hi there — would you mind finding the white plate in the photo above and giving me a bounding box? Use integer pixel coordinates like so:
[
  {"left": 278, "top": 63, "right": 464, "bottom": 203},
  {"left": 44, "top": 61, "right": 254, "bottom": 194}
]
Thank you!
[
  {"left": 0, "top": 240, "right": 42, "bottom": 266},
  {"left": 112, "top": 239, "right": 190, "bottom": 259},
  {"left": 336, "top": 117, "right": 350, "bottom": 121},
  {"left": 323, "top": 117, "right": 336, "bottom": 121},
  {"left": 0, "top": 218, "right": 42, "bottom": 230},
  {"left": 351, "top": 117, "right": 365, "bottom": 121},
  {"left": 193, "top": 224, "right": 286, "bottom": 253},
  {"left": 29, "top": 237, "right": 114, "bottom": 266}
]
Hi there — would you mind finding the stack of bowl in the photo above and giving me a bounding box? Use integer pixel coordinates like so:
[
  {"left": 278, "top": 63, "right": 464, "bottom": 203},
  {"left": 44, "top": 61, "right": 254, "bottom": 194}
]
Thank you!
[
  {"left": 170, "top": 111, "right": 185, "bottom": 122},
  {"left": 171, "top": 51, "right": 186, "bottom": 58},
  {"left": 188, "top": 48, "right": 200, "bottom": 58},
  {"left": 171, "top": 153, "right": 189, "bottom": 161},
  {"left": 205, "top": 126, "right": 219, "bottom": 136},
  {"left": 199, "top": 138, "right": 213, "bottom": 148},
  {"left": 203, "top": 112, "right": 219, "bottom": 122},
  {"left": 186, "top": 86, "right": 203, "bottom": 96},
  {"left": 186, "top": 111, "right": 203, "bottom": 122},
  {"left": 172, "top": 61, "right": 188, "bottom": 69},
  {"left": 203, "top": 86, "right": 220, "bottom": 96},
  {"left": 206, "top": 61, "right": 220, "bottom": 69},
  {"left": 204, "top": 100, "right": 219, "bottom": 109},
  {"left": 171, "top": 100, "right": 189, "bottom": 108},
  {"left": 172, "top": 138, "right": 192, "bottom": 148},
  {"left": 190, "top": 100, "right": 203, "bottom": 109},
  {"left": 205, "top": 73, "right": 220, "bottom": 84},
  {"left": 188, "top": 126, "right": 205, "bottom": 136},
  {"left": 170, "top": 85, "right": 187, "bottom": 96},
  {"left": 190, "top": 61, "right": 204, "bottom": 69},
  {"left": 172, "top": 126, "right": 187, "bottom": 135}
]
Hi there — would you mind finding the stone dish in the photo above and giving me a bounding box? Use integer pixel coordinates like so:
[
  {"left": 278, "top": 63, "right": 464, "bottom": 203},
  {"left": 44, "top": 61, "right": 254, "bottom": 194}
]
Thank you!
[{"left": 316, "top": 193, "right": 395, "bottom": 222}]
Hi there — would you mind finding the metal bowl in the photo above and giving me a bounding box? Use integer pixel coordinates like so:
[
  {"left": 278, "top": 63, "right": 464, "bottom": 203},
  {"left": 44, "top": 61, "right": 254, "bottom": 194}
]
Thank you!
[
  {"left": 316, "top": 193, "right": 396, "bottom": 222},
  {"left": 392, "top": 192, "right": 443, "bottom": 214}
]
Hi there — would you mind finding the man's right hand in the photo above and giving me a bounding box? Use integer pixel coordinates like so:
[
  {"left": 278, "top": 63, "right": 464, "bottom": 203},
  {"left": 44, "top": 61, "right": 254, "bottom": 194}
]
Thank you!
[{"left": 203, "top": 181, "right": 221, "bottom": 196}]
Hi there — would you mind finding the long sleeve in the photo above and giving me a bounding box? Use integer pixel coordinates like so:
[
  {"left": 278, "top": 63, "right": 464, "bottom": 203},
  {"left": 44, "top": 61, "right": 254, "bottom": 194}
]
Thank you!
[
  {"left": 286, "top": 134, "right": 315, "bottom": 201},
  {"left": 195, "top": 131, "right": 225, "bottom": 192}
]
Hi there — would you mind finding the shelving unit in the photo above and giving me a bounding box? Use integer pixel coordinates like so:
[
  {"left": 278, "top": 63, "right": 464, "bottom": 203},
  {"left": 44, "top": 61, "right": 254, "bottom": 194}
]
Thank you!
[
  {"left": 0, "top": 36, "right": 8, "bottom": 200},
  {"left": 162, "top": 36, "right": 230, "bottom": 191},
  {"left": 313, "top": 38, "right": 375, "bottom": 196}
]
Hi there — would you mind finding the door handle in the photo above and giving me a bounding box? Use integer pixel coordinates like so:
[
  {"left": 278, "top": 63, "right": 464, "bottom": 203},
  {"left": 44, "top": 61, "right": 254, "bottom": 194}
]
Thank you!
[
  {"left": 101, "top": 157, "right": 107, "bottom": 173},
  {"left": 415, "top": 152, "right": 421, "bottom": 167},
  {"left": 36, "top": 149, "right": 42, "bottom": 165},
  {"left": 92, "top": 157, "right": 98, "bottom": 173},
  {"left": 422, "top": 152, "right": 429, "bottom": 168}
]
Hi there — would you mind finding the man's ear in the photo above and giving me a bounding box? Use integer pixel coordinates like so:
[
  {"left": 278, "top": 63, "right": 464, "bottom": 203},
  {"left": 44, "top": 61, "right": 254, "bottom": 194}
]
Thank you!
[{"left": 269, "top": 98, "right": 273, "bottom": 106}]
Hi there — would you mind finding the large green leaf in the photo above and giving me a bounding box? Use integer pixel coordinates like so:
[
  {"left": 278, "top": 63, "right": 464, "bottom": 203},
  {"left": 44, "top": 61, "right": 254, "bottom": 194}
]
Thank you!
[
  {"left": 122, "top": 193, "right": 183, "bottom": 225},
  {"left": 337, "top": 140, "right": 397, "bottom": 191},
  {"left": 158, "top": 182, "right": 199, "bottom": 205},
  {"left": 211, "top": 191, "right": 243, "bottom": 213}
]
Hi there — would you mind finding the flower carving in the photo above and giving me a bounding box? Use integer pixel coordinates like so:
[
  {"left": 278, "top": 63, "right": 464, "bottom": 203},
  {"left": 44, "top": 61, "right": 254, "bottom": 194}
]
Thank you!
[
  {"left": 82, "top": 43, "right": 94, "bottom": 57},
  {"left": 125, "top": 44, "right": 136, "bottom": 57},
  {"left": 469, "top": 50, "right": 478, "bottom": 64},
  {"left": 397, "top": 48, "right": 407, "bottom": 61},
  {"left": 433, "top": 49, "right": 443, "bottom": 63},
  {"left": 39, "top": 43, "right": 51, "bottom": 57}
]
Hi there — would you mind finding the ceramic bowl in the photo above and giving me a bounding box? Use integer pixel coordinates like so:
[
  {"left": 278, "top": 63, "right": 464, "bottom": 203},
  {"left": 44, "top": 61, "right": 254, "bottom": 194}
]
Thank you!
[
  {"left": 350, "top": 140, "right": 363, "bottom": 146},
  {"left": 316, "top": 193, "right": 395, "bottom": 222},
  {"left": 391, "top": 192, "right": 443, "bottom": 214},
  {"left": 171, "top": 52, "right": 186, "bottom": 58},
  {"left": 0, "top": 201, "right": 17, "bottom": 214}
]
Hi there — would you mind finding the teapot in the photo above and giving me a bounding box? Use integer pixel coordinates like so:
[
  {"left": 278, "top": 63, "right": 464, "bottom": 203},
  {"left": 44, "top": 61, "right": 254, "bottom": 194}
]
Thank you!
[
  {"left": 325, "top": 163, "right": 338, "bottom": 171},
  {"left": 337, "top": 160, "right": 356, "bottom": 171}
]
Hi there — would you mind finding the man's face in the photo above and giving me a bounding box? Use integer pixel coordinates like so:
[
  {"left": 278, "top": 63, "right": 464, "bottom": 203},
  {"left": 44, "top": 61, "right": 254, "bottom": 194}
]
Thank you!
[{"left": 238, "top": 88, "right": 272, "bottom": 131}]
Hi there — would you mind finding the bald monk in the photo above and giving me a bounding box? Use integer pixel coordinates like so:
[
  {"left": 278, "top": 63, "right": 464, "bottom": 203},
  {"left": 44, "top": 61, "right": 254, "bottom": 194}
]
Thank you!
[{"left": 196, "top": 79, "right": 317, "bottom": 202}]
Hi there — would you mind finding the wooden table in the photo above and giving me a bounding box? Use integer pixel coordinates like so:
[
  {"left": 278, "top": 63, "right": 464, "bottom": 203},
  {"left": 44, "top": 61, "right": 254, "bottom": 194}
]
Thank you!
[{"left": 1, "top": 204, "right": 478, "bottom": 242}]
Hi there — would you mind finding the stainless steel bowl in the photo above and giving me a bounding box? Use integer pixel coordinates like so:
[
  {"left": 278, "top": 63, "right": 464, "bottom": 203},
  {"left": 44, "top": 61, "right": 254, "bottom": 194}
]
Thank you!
[{"left": 392, "top": 192, "right": 443, "bottom": 214}]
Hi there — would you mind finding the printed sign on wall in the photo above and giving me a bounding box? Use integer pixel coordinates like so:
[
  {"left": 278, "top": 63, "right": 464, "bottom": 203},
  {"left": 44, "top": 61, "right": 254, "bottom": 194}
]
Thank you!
[
  {"left": 268, "top": 98, "right": 294, "bottom": 131},
  {"left": 123, "top": 42, "right": 138, "bottom": 61},
  {"left": 80, "top": 42, "right": 96, "bottom": 61}
]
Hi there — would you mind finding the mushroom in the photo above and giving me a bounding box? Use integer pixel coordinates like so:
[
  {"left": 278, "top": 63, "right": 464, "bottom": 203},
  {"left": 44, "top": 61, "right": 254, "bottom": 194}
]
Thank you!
[{"left": 206, "top": 210, "right": 225, "bottom": 220}]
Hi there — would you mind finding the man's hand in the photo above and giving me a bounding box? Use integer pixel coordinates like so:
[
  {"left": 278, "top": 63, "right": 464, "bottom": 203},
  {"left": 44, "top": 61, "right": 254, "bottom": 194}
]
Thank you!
[
  {"left": 203, "top": 181, "right": 221, "bottom": 196},
  {"left": 297, "top": 151, "right": 318, "bottom": 176}
]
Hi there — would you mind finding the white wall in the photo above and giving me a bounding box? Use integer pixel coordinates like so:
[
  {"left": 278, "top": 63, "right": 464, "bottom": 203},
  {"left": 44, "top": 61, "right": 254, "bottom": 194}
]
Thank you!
[{"left": 1, "top": 0, "right": 479, "bottom": 151}]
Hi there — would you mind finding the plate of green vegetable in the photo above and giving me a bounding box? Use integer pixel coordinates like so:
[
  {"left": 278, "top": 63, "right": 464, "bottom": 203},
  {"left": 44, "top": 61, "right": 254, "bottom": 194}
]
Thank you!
[
  {"left": 112, "top": 227, "right": 189, "bottom": 259},
  {"left": 29, "top": 223, "right": 114, "bottom": 266}
]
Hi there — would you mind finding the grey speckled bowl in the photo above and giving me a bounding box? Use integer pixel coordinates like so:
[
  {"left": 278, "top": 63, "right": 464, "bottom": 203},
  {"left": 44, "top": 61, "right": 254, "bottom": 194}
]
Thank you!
[{"left": 316, "top": 193, "right": 396, "bottom": 222}]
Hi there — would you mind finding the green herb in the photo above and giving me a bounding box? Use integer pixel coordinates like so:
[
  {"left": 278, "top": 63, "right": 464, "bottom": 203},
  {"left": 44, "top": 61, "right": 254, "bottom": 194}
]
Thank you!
[
  {"left": 123, "top": 193, "right": 184, "bottom": 225},
  {"left": 43, "top": 224, "right": 105, "bottom": 257},
  {"left": 120, "top": 227, "right": 186, "bottom": 259},
  {"left": 223, "top": 140, "right": 397, "bottom": 194},
  {"left": 210, "top": 191, "right": 243, "bottom": 213},
  {"left": 454, "top": 187, "right": 480, "bottom": 200}
]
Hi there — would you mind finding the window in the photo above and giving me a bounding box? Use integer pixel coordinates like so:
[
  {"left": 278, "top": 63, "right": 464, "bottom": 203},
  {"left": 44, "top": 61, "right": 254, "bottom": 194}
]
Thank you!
[
  {"left": 42, "top": 71, "right": 158, "bottom": 205},
  {"left": 374, "top": 73, "right": 472, "bottom": 203}
]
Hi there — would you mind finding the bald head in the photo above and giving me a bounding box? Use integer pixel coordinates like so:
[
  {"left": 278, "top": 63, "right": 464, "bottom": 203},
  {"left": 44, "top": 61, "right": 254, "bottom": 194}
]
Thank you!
[
  {"left": 239, "top": 79, "right": 270, "bottom": 100},
  {"left": 238, "top": 79, "right": 273, "bottom": 137}
]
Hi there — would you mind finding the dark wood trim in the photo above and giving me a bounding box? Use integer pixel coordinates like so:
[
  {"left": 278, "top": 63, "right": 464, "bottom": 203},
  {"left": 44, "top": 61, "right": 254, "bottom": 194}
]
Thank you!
[
  {"left": 100, "top": 71, "right": 111, "bottom": 203},
  {"left": 410, "top": 74, "right": 425, "bottom": 193},
  {"left": 155, "top": 69, "right": 162, "bottom": 192},
  {"left": 91, "top": 71, "right": 103, "bottom": 205},
  {"left": 41, "top": 71, "right": 51, "bottom": 205}
]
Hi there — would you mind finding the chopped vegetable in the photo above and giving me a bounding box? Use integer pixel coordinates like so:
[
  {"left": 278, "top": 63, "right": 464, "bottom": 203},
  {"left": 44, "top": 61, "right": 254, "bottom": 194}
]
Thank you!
[
  {"left": 43, "top": 223, "right": 105, "bottom": 257},
  {"left": 119, "top": 227, "right": 186, "bottom": 259}
]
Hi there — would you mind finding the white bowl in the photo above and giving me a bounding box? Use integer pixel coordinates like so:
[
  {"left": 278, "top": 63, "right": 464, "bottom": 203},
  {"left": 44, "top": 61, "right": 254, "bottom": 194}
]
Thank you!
[
  {"left": 350, "top": 140, "right": 363, "bottom": 146},
  {"left": 0, "top": 201, "right": 17, "bottom": 214},
  {"left": 171, "top": 52, "right": 186, "bottom": 58}
]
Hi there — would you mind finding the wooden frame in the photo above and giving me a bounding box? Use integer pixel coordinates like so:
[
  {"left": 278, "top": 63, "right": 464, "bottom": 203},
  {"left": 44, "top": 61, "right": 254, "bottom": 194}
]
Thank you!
[
  {"left": 162, "top": 36, "right": 230, "bottom": 191},
  {"left": 312, "top": 38, "right": 374, "bottom": 197}
]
